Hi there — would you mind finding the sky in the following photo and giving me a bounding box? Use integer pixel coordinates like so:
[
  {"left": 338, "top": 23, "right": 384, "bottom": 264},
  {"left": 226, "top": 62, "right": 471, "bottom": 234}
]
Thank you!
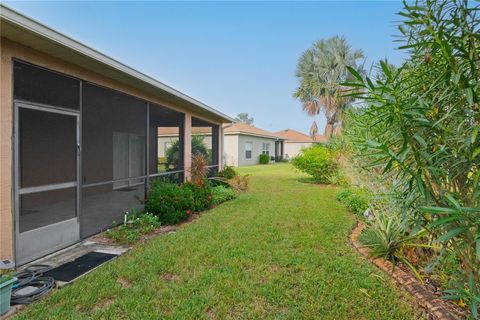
[{"left": 3, "top": 1, "right": 407, "bottom": 134}]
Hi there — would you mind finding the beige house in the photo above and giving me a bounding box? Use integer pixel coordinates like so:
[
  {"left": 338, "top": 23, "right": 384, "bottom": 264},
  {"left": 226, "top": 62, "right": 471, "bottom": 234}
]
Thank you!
[
  {"left": 0, "top": 5, "right": 233, "bottom": 265},
  {"left": 224, "top": 123, "right": 284, "bottom": 166},
  {"left": 274, "top": 129, "right": 328, "bottom": 160}
]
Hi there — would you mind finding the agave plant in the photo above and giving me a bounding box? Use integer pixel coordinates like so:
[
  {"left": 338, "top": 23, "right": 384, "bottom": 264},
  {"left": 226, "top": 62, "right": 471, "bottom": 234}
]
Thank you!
[{"left": 360, "top": 210, "right": 431, "bottom": 282}]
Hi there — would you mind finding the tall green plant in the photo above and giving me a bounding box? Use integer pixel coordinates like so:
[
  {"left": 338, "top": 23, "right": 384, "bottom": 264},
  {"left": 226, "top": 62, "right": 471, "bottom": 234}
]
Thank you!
[
  {"left": 345, "top": 0, "right": 479, "bottom": 316},
  {"left": 294, "top": 36, "right": 364, "bottom": 137}
]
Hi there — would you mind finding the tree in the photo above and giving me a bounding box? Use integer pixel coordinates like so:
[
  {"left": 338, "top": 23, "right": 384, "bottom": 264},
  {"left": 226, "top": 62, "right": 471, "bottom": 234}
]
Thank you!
[
  {"left": 235, "top": 113, "right": 254, "bottom": 125},
  {"left": 294, "top": 36, "right": 364, "bottom": 138},
  {"left": 165, "top": 135, "right": 209, "bottom": 169}
]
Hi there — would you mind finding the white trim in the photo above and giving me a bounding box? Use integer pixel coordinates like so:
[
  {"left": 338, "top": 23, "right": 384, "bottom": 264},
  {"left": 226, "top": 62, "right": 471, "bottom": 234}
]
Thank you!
[{"left": 225, "top": 131, "right": 283, "bottom": 140}]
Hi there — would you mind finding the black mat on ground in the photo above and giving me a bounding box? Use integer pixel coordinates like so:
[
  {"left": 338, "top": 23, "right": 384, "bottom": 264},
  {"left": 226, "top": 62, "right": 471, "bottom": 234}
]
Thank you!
[{"left": 44, "top": 252, "right": 117, "bottom": 282}]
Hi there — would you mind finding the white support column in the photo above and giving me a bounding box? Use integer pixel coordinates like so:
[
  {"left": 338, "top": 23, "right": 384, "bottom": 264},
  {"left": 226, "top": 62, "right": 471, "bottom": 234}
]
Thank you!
[{"left": 183, "top": 114, "right": 192, "bottom": 181}]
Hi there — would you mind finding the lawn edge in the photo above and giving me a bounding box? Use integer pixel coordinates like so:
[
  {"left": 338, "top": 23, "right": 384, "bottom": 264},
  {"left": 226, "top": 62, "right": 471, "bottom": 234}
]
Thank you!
[{"left": 350, "top": 222, "right": 466, "bottom": 320}]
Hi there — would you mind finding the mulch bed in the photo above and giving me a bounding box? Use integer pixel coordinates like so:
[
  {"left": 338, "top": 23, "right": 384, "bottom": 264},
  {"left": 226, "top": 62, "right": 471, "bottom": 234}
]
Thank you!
[
  {"left": 350, "top": 222, "right": 466, "bottom": 320},
  {"left": 91, "top": 212, "right": 203, "bottom": 245}
]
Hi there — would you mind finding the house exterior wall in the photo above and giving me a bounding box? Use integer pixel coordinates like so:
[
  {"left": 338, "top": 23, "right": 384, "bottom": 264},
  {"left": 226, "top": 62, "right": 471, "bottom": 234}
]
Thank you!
[
  {"left": 223, "top": 135, "right": 239, "bottom": 167},
  {"left": 283, "top": 142, "right": 314, "bottom": 159},
  {"left": 0, "top": 37, "right": 224, "bottom": 261},
  {"left": 236, "top": 135, "right": 277, "bottom": 166},
  {"left": 157, "top": 136, "right": 179, "bottom": 158}
]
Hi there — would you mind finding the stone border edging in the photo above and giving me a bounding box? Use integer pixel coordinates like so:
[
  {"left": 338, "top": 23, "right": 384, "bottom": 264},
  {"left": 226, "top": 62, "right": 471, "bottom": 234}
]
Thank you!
[{"left": 350, "top": 222, "right": 466, "bottom": 320}]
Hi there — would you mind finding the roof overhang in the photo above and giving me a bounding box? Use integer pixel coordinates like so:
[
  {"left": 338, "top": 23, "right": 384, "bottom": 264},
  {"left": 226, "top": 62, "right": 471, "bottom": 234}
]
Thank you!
[
  {"left": 0, "top": 4, "right": 234, "bottom": 123},
  {"left": 224, "top": 131, "right": 284, "bottom": 140}
]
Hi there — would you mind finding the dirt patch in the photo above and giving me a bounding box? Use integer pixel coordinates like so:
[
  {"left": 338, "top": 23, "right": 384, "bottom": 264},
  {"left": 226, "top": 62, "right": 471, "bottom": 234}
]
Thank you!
[
  {"left": 350, "top": 222, "right": 466, "bottom": 320},
  {"left": 117, "top": 277, "right": 133, "bottom": 288},
  {"left": 161, "top": 272, "right": 179, "bottom": 282},
  {"left": 92, "top": 297, "right": 115, "bottom": 312},
  {"left": 206, "top": 307, "right": 216, "bottom": 320},
  {"left": 267, "top": 264, "right": 281, "bottom": 274}
]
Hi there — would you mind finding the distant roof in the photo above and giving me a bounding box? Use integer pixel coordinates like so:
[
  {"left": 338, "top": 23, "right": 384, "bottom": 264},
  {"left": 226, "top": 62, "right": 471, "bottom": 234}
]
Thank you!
[
  {"left": 224, "top": 123, "right": 282, "bottom": 140},
  {"left": 0, "top": 4, "right": 234, "bottom": 123},
  {"left": 158, "top": 127, "right": 211, "bottom": 136},
  {"left": 275, "top": 129, "right": 328, "bottom": 143}
]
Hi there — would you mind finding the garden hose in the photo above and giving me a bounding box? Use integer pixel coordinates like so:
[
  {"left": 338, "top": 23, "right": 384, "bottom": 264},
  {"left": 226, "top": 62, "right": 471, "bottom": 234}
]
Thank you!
[{"left": 11, "top": 264, "right": 55, "bottom": 304}]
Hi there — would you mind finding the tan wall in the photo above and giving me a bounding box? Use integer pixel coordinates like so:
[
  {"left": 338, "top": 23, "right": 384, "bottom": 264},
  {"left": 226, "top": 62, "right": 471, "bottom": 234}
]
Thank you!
[
  {"left": 0, "top": 37, "right": 223, "bottom": 260},
  {"left": 0, "top": 39, "right": 14, "bottom": 261},
  {"left": 283, "top": 142, "right": 314, "bottom": 160},
  {"left": 223, "top": 135, "right": 239, "bottom": 167}
]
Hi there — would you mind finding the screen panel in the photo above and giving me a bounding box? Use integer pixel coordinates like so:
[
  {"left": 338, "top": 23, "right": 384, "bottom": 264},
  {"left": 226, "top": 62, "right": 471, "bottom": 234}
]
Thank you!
[
  {"left": 19, "top": 187, "right": 76, "bottom": 233},
  {"left": 149, "top": 103, "right": 184, "bottom": 175},
  {"left": 81, "top": 181, "right": 145, "bottom": 238},
  {"left": 19, "top": 108, "right": 77, "bottom": 188},
  {"left": 192, "top": 117, "right": 219, "bottom": 169},
  {"left": 14, "top": 61, "right": 80, "bottom": 110},
  {"left": 81, "top": 83, "right": 147, "bottom": 238}
]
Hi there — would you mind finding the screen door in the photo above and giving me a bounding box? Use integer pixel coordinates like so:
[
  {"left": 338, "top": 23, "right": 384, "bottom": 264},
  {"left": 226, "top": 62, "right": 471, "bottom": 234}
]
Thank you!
[{"left": 14, "top": 102, "right": 80, "bottom": 265}]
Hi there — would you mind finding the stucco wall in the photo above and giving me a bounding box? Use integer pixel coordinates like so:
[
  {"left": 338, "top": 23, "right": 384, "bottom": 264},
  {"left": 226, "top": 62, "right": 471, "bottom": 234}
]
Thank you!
[
  {"left": 283, "top": 142, "right": 314, "bottom": 160},
  {"left": 236, "top": 135, "right": 276, "bottom": 166},
  {"left": 223, "top": 135, "right": 239, "bottom": 166},
  {"left": 0, "top": 37, "right": 224, "bottom": 261}
]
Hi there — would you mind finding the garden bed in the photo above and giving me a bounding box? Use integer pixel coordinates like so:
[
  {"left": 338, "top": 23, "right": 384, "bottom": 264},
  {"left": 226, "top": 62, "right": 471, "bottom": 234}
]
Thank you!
[{"left": 350, "top": 222, "right": 466, "bottom": 320}]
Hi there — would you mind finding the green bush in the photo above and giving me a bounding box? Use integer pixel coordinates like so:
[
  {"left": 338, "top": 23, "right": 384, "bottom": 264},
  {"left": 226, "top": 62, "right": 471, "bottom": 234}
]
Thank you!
[
  {"left": 182, "top": 179, "right": 213, "bottom": 212},
  {"left": 345, "top": 1, "right": 480, "bottom": 315},
  {"left": 291, "top": 145, "right": 338, "bottom": 184},
  {"left": 217, "top": 166, "right": 238, "bottom": 179},
  {"left": 211, "top": 185, "right": 236, "bottom": 206},
  {"left": 145, "top": 180, "right": 194, "bottom": 224},
  {"left": 106, "top": 210, "right": 161, "bottom": 244},
  {"left": 336, "top": 187, "right": 371, "bottom": 216},
  {"left": 259, "top": 154, "right": 270, "bottom": 164}
]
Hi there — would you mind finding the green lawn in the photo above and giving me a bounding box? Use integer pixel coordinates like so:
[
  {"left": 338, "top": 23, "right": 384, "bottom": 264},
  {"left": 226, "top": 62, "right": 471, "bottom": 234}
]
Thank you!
[{"left": 14, "top": 164, "right": 422, "bottom": 319}]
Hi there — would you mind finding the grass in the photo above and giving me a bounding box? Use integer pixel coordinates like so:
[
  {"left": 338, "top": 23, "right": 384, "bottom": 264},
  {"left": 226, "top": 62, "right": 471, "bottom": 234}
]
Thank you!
[{"left": 14, "top": 164, "right": 422, "bottom": 319}]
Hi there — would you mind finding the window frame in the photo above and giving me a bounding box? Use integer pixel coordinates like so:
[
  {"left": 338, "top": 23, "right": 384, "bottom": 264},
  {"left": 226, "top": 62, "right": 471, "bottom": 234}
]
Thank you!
[
  {"left": 262, "top": 142, "right": 270, "bottom": 156},
  {"left": 245, "top": 141, "right": 253, "bottom": 160}
]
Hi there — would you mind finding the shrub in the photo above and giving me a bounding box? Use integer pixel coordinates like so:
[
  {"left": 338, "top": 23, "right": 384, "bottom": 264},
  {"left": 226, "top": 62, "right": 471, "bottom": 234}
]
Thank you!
[
  {"left": 145, "top": 179, "right": 194, "bottom": 224},
  {"left": 227, "top": 174, "right": 250, "bottom": 192},
  {"left": 336, "top": 187, "right": 371, "bottom": 216},
  {"left": 259, "top": 154, "right": 270, "bottom": 164},
  {"left": 182, "top": 179, "right": 213, "bottom": 212},
  {"left": 217, "top": 166, "right": 238, "bottom": 179},
  {"left": 345, "top": 1, "right": 480, "bottom": 315},
  {"left": 190, "top": 153, "right": 210, "bottom": 182},
  {"left": 211, "top": 185, "right": 236, "bottom": 206},
  {"left": 106, "top": 210, "right": 161, "bottom": 244},
  {"left": 291, "top": 145, "right": 338, "bottom": 184}
]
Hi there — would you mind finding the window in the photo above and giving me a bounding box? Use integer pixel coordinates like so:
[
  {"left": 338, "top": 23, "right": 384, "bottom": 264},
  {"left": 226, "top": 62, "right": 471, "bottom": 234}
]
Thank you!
[
  {"left": 245, "top": 142, "right": 253, "bottom": 159},
  {"left": 262, "top": 143, "right": 270, "bottom": 156}
]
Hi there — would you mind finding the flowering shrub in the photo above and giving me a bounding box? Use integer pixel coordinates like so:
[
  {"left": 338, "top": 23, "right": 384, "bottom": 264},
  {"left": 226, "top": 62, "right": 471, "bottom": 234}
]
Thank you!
[
  {"left": 145, "top": 179, "right": 194, "bottom": 225},
  {"left": 182, "top": 179, "right": 213, "bottom": 212}
]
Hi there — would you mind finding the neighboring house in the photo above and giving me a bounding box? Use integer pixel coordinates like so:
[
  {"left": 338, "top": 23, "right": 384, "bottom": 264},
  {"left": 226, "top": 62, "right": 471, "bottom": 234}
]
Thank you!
[
  {"left": 274, "top": 129, "right": 328, "bottom": 159},
  {"left": 0, "top": 5, "right": 233, "bottom": 265},
  {"left": 224, "top": 123, "right": 284, "bottom": 166}
]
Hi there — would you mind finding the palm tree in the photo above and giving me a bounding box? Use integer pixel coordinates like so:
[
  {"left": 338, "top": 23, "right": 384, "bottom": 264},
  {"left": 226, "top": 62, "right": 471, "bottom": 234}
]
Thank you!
[{"left": 294, "top": 36, "right": 364, "bottom": 138}]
